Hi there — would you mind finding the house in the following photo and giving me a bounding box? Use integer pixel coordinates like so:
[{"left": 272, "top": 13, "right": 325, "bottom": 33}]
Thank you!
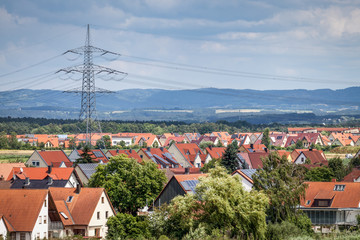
[
  {"left": 276, "top": 150, "right": 292, "bottom": 162},
  {"left": 132, "top": 133, "right": 161, "bottom": 148},
  {"left": 158, "top": 133, "right": 184, "bottom": 146},
  {"left": 0, "top": 163, "right": 25, "bottom": 181},
  {"left": 239, "top": 144, "right": 267, "bottom": 153},
  {"left": 68, "top": 149, "right": 108, "bottom": 163},
  {"left": 205, "top": 146, "right": 226, "bottom": 159},
  {"left": 247, "top": 152, "right": 270, "bottom": 169},
  {"left": 269, "top": 133, "right": 288, "bottom": 147},
  {"left": 138, "top": 147, "right": 180, "bottom": 168},
  {"left": 74, "top": 163, "right": 100, "bottom": 186},
  {"left": 162, "top": 168, "right": 202, "bottom": 182},
  {"left": 153, "top": 174, "right": 206, "bottom": 208},
  {"left": 26, "top": 150, "right": 72, "bottom": 168},
  {"left": 191, "top": 135, "right": 220, "bottom": 147},
  {"left": 230, "top": 133, "right": 251, "bottom": 146},
  {"left": 111, "top": 133, "right": 135, "bottom": 147},
  {"left": 106, "top": 149, "right": 142, "bottom": 163},
  {"left": 168, "top": 143, "right": 204, "bottom": 168},
  {"left": 210, "top": 132, "right": 231, "bottom": 146},
  {"left": 49, "top": 187, "right": 116, "bottom": 239},
  {"left": 232, "top": 169, "right": 256, "bottom": 191},
  {"left": 285, "top": 133, "right": 323, "bottom": 148},
  {"left": 183, "top": 133, "right": 201, "bottom": 143},
  {"left": 34, "top": 134, "right": 60, "bottom": 148},
  {"left": 0, "top": 189, "right": 49, "bottom": 240},
  {"left": 7, "top": 166, "right": 79, "bottom": 188},
  {"left": 300, "top": 182, "right": 360, "bottom": 230},
  {"left": 163, "top": 136, "right": 187, "bottom": 147},
  {"left": 342, "top": 168, "right": 360, "bottom": 182},
  {"left": 294, "top": 149, "right": 328, "bottom": 167}
]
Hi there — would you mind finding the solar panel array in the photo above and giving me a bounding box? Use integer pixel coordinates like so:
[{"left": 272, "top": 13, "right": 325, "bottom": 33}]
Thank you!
[
  {"left": 181, "top": 180, "right": 199, "bottom": 193},
  {"left": 93, "top": 151, "right": 104, "bottom": 158}
]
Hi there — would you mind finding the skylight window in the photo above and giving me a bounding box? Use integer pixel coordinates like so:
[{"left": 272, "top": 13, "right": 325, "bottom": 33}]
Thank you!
[
  {"left": 306, "top": 200, "right": 311, "bottom": 205},
  {"left": 334, "top": 185, "right": 345, "bottom": 191},
  {"left": 66, "top": 196, "right": 73, "bottom": 202},
  {"left": 60, "top": 212, "right": 68, "bottom": 219}
]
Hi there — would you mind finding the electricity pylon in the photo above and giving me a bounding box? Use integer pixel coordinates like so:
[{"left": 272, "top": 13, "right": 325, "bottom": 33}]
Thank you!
[{"left": 58, "top": 24, "right": 127, "bottom": 146}]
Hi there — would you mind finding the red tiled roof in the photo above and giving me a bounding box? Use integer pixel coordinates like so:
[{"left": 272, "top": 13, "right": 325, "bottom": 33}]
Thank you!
[
  {"left": 175, "top": 143, "right": 203, "bottom": 156},
  {"left": 7, "top": 167, "right": 74, "bottom": 181},
  {"left": 37, "top": 150, "right": 72, "bottom": 167},
  {"left": 0, "top": 163, "right": 25, "bottom": 180},
  {"left": 205, "top": 147, "right": 226, "bottom": 159},
  {"left": 343, "top": 168, "right": 360, "bottom": 182},
  {"left": 301, "top": 182, "right": 360, "bottom": 208},
  {"left": 107, "top": 149, "right": 142, "bottom": 163},
  {"left": 247, "top": 152, "right": 270, "bottom": 169},
  {"left": 77, "top": 149, "right": 108, "bottom": 163},
  {"left": 164, "top": 136, "right": 186, "bottom": 146},
  {"left": 0, "top": 189, "right": 48, "bottom": 232}
]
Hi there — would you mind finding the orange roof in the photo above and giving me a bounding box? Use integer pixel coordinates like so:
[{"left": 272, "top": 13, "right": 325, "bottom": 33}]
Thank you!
[
  {"left": 37, "top": 150, "right": 72, "bottom": 167},
  {"left": 49, "top": 187, "right": 114, "bottom": 226},
  {"left": 0, "top": 189, "right": 48, "bottom": 232},
  {"left": 7, "top": 167, "right": 74, "bottom": 181},
  {"left": 175, "top": 143, "right": 203, "bottom": 156},
  {"left": 0, "top": 163, "right": 25, "bottom": 180},
  {"left": 343, "top": 168, "right": 360, "bottom": 182},
  {"left": 107, "top": 149, "right": 142, "bottom": 163},
  {"left": 301, "top": 182, "right": 360, "bottom": 208},
  {"left": 173, "top": 174, "right": 207, "bottom": 192},
  {"left": 276, "top": 150, "right": 291, "bottom": 159},
  {"left": 77, "top": 149, "right": 108, "bottom": 163},
  {"left": 205, "top": 147, "right": 226, "bottom": 159}
]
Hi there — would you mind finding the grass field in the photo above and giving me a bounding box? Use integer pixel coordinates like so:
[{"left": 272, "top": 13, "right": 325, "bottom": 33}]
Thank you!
[{"left": 0, "top": 150, "right": 33, "bottom": 163}]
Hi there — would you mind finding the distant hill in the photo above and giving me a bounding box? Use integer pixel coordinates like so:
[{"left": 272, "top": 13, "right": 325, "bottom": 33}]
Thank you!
[{"left": 1, "top": 87, "right": 359, "bottom": 123}]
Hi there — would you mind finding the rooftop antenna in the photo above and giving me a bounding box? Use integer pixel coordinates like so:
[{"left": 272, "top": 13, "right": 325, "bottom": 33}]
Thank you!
[{"left": 58, "top": 24, "right": 127, "bottom": 146}]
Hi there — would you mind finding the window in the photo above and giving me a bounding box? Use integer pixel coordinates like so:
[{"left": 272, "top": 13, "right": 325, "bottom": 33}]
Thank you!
[
  {"left": 196, "top": 163, "right": 201, "bottom": 168},
  {"left": 306, "top": 200, "right": 311, "bottom": 205},
  {"left": 106, "top": 211, "right": 109, "bottom": 219},
  {"left": 334, "top": 185, "right": 346, "bottom": 191},
  {"left": 44, "top": 233, "right": 46, "bottom": 239},
  {"left": 101, "top": 197, "right": 104, "bottom": 203},
  {"left": 60, "top": 212, "right": 68, "bottom": 219},
  {"left": 318, "top": 200, "right": 329, "bottom": 207},
  {"left": 32, "top": 161, "right": 40, "bottom": 166},
  {"left": 66, "top": 196, "right": 73, "bottom": 202},
  {"left": 95, "top": 228, "right": 100, "bottom": 237},
  {"left": 20, "top": 233, "right": 26, "bottom": 240},
  {"left": 44, "top": 215, "right": 47, "bottom": 224},
  {"left": 97, "top": 211, "right": 100, "bottom": 220},
  {"left": 44, "top": 200, "right": 47, "bottom": 207},
  {"left": 39, "top": 216, "right": 42, "bottom": 224}
]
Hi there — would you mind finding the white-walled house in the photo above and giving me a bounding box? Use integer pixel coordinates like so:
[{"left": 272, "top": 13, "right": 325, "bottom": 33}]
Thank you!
[
  {"left": 0, "top": 189, "right": 49, "bottom": 240},
  {"left": 232, "top": 169, "right": 256, "bottom": 192},
  {"left": 49, "top": 187, "right": 116, "bottom": 239}
]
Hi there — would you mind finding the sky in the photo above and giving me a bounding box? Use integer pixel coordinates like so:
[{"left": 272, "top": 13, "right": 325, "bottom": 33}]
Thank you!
[{"left": 0, "top": 0, "right": 360, "bottom": 91}]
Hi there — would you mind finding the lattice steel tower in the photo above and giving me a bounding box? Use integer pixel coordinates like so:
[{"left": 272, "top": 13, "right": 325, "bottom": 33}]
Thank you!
[{"left": 58, "top": 24, "right": 127, "bottom": 145}]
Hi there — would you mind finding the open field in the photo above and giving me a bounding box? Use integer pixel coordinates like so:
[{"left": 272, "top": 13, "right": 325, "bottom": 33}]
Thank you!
[{"left": 0, "top": 150, "right": 33, "bottom": 163}]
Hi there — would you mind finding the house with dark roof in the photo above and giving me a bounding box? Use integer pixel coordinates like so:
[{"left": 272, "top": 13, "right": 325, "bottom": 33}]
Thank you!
[
  {"left": 153, "top": 174, "right": 206, "bottom": 208},
  {"left": 232, "top": 169, "right": 256, "bottom": 191},
  {"left": 68, "top": 149, "right": 108, "bottom": 164},
  {"left": 26, "top": 150, "right": 72, "bottom": 168},
  {"left": 0, "top": 189, "right": 49, "bottom": 239},
  {"left": 300, "top": 182, "right": 360, "bottom": 231},
  {"left": 49, "top": 187, "right": 116, "bottom": 239},
  {"left": 247, "top": 152, "right": 270, "bottom": 169},
  {"left": 74, "top": 163, "right": 100, "bottom": 186},
  {"left": 138, "top": 147, "right": 180, "bottom": 168}
]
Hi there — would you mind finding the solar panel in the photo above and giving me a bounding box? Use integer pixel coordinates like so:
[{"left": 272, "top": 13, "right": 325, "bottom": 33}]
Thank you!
[
  {"left": 153, "top": 154, "right": 170, "bottom": 165},
  {"left": 163, "top": 153, "right": 178, "bottom": 164},
  {"left": 181, "top": 180, "right": 199, "bottom": 193},
  {"left": 93, "top": 151, "right": 103, "bottom": 158}
]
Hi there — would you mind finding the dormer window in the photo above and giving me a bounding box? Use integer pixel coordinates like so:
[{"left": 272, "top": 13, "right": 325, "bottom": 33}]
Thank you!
[{"left": 334, "top": 185, "right": 345, "bottom": 191}]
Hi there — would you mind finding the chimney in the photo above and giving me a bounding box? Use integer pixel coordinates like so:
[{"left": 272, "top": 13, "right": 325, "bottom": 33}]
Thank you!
[
  {"left": 147, "top": 147, "right": 151, "bottom": 151},
  {"left": 184, "top": 167, "right": 190, "bottom": 174},
  {"left": 264, "top": 148, "right": 268, "bottom": 153},
  {"left": 250, "top": 144, "right": 254, "bottom": 149},
  {"left": 309, "top": 148, "right": 313, "bottom": 151},
  {"left": 75, "top": 184, "right": 81, "bottom": 194},
  {"left": 116, "top": 149, "right": 119, "bottom": 154},
  {"left": 24, "top": 177, "right": 30, "bottom": 186},
  {"left": 47, "top": 177, "right": 53, "bottom": 185},
  {"left": 331, "top": 178, "right": 336, "bottom": 182},
  {"left": 129, "top": 149, "right": 132, "bottom": 153},
  {"left": 160, "top": 147, "right": 164, "bottom": 152},
  {"left": 47, "top": 165, "right": 52, "bottom": 174}
]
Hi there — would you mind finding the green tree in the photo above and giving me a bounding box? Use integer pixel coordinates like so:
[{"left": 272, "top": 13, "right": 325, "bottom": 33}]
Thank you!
[
  {"left": 106, "top": 213, "right": 151, "bottom": 239},
  {"left": 152, "top": 141, "right": 159, "bottom": 148},
  {"left": 199, "top": 141, "right": 214, "bottom": 150},
  {"left": 305, "top": 167, "right": 334, "bottom": 182},
  {"left": 295, "top": 140, "right": 304, "bottom": 149},
  {"left": 328, "top": 157, "right": 347, "bottom": 181},
  {"left": 88, "top": 154, "right": 167, "bottom": 214},
  {"left": 215, "top": 140, "right": 224, "bottom": 147},
  {"left": 253, "top": 152, "right": 307, "bottom": 223},
  {"left": 166, "top": 166, "right": 269, "bottom": 239},
  {"left": 200, "top": 158, "right": 221, "bottom": 173},
  {"left": 0, "top": 131, "right": 9, "bottom": 149},
  {"left": 221, "top": 141, "right": 239, "bottom": 173},
  {"left": 8, "top": 132, "right": 20, "bottom": 149},
  {"left": 76, "top": 145, "right": 94, "bottom": 163},
  {"left": 68, "top": 137, "right": 76, "bottom": 149},
  {"left": 261, "top": 128, "right": 271, "bottom": 148}
]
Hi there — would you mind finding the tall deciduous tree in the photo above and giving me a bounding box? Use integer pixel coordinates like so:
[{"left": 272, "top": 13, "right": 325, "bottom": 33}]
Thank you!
[
  {"left": 253, "top": 152, "right": 307, "bottom": 223},
  {"left": 261, "top": 128, "right": 271, "bottom": 148},
  {"left": 328, "top": 157, "right": 347, "bottom": 181},
  {"left": 221, "top": 140, "right": 239, "bottom": 173},
  {"left": 88, "top": 154, "right": 167, "bottom": 215},
  {"left": 166, "top": 166, "right": 269, "bottom": 239}
]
